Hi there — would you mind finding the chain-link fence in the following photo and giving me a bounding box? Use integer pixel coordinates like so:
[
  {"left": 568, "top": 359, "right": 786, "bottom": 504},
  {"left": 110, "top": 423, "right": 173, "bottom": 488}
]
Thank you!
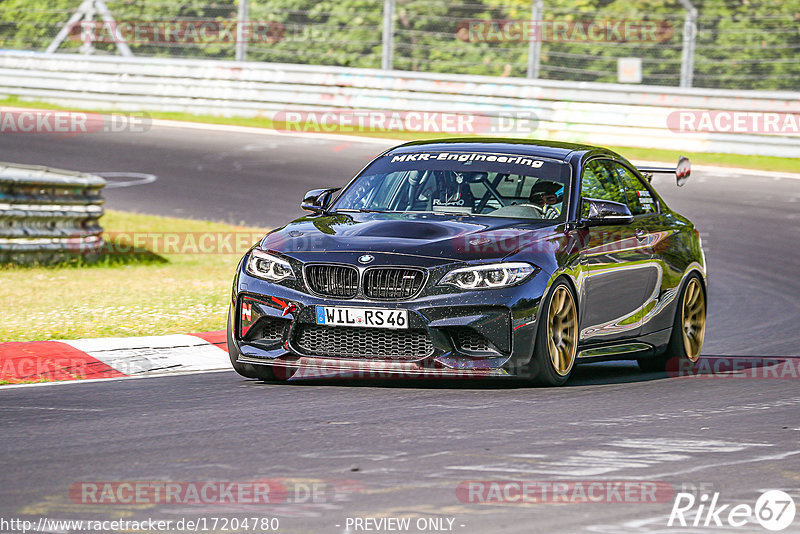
[{"left": 1, "top": 0, "right": 798, "bottom": 91}]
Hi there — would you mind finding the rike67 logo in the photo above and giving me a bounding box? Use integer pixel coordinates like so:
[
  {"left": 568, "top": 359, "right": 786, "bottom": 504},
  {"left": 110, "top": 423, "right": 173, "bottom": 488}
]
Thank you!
[{"left": 669, "top": 490, "right": 796, "bottom": 531}]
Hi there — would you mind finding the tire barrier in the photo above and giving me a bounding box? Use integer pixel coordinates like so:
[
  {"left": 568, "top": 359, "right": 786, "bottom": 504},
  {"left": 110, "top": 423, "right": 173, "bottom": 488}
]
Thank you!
[{"left": 0, "top": 162, "right": 105, "bottom": 264}]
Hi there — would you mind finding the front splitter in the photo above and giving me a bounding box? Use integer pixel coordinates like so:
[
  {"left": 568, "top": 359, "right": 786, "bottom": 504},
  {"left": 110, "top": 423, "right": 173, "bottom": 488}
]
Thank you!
[{"left": 238, "top": 355, "right": 511, "bottom": 380}]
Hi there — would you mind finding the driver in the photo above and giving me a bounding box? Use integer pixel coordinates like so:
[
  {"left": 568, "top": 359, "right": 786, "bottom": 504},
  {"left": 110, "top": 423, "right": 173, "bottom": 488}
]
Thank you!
[{"left": 528, "top": 181, "right": 563, "bottom": 219}]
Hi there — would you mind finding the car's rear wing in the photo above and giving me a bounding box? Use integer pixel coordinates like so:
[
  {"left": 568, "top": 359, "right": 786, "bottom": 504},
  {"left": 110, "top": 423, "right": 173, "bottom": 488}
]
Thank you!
[{"left": 636, "top": 156, "right": 691, "bottom": 187}]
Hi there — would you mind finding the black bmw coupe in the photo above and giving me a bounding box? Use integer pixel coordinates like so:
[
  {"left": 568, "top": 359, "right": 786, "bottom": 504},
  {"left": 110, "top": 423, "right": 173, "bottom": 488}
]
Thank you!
[{"left": 227, "top": 139, "right": 706, "bottom": 385}]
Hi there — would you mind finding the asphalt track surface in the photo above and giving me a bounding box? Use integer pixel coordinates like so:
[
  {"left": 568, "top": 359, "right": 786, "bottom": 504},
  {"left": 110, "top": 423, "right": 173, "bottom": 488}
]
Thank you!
[{"left": 1, "top": 124, "right": 799, "bottom": 533}]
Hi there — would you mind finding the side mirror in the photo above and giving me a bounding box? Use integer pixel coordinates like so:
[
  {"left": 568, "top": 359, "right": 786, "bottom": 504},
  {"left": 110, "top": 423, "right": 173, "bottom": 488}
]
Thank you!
[
  {"left": 581, "top": 198, "right": 633, "bottom": 227},
  {"left": 301, "top": 187, "right": 340, "bottom": 214},
  {"left": 676, "top": 156, "right": 691, "bottom": 187},
  {"left": 635, "top": 155, "right": 690, "bottom": 186}
]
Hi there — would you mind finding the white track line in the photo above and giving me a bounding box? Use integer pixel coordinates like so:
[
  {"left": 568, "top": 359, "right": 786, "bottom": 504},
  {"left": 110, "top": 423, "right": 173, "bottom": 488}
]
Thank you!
[
  {"left": 150, "top": 118, "right": 398, "bottom": 146},
  {"left": 94, "top": 171, "right": 158, "bottom": 188}
]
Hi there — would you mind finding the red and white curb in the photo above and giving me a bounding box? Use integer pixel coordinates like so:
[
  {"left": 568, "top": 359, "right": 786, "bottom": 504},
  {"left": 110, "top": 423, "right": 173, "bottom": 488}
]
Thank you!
[{"left": 0, "top": 331, "right": 229, "bottom": 386}]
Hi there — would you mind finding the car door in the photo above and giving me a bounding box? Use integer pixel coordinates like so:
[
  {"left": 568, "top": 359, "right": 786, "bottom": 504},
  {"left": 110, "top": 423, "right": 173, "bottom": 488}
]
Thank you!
[
  {"left": 577, "top": 158, "right": 654, "bottom": 343},
  {"left": 607, "top": 160, "right": 668, "bottom": 336}
]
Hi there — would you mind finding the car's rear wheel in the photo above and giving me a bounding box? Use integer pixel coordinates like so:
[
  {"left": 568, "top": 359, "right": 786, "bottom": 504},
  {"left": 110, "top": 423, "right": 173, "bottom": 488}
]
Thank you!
[
  {"left": 638, "top": 273, "right": 706, "bottom": 372},
  {"left": 227, "top": 310, "right": 277, "bottom": 381},
  {"left": 527, "top": 280, "right": 578, "bottom": 386}
]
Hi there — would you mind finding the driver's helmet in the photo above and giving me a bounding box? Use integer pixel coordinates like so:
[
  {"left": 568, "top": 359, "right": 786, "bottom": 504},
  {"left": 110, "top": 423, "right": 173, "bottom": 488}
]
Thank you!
[
  {"left": 529, "top": 180, "right": 564, "bottom": 219},
  {"left": 529, "top": 180, "right": 563, "bottom": 205}
]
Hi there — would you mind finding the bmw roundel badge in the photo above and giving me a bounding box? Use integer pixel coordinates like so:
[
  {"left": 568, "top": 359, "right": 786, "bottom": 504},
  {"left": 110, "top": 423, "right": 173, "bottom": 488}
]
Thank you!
[{"left": 358, "top": 254, "right": 374, "bottom": 264}]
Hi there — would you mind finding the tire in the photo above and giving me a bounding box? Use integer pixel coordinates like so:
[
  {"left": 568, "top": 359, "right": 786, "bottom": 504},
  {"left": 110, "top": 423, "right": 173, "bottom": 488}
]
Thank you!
[
  {"left": 638, "top": 273, "right": 706, "bottom": 373},
  {"left": 227, "top": 309, "right": 277, "bottom": 381},
  {"left": 526, "top": 279, "right": 579, "bottom": 386}
]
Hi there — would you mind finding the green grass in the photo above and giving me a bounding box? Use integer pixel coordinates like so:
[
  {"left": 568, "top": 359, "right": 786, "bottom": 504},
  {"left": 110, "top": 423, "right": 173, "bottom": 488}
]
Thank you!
[
  {"left": 0, "top": 210, "right": 266, "bottom": 342},
  {"left": 599, "top": 146, "right": 800, "bottom": 174},
  {"left": 2, "top": 95, "right": 799, "bottom": 174},
  {"left": 0, "top": 378, "right": 53, "bottom": 385}
]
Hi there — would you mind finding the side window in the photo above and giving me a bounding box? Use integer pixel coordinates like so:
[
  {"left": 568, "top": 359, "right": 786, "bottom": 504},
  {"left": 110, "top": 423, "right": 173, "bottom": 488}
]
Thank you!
[
  {"left": 611, "top": 163, "right": 657, "bottom": 216},
  {"left": 580, "top": 159, "right": 625, "bottom": 217}
]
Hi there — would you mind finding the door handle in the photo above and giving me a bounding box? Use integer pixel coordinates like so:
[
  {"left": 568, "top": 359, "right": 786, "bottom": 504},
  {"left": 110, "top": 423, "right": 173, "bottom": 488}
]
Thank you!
[{"left": 635, "top": 228, "right": 647, "bottom": 241}]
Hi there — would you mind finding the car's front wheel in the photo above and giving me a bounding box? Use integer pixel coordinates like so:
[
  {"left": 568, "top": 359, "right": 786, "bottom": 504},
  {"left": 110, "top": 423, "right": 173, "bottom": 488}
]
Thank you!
[
  {"left": 638, "top": 273, "right": 706, "bottom": 373},
  {"left": 526, "top": 279, "right": 579, "bottom": 386}
]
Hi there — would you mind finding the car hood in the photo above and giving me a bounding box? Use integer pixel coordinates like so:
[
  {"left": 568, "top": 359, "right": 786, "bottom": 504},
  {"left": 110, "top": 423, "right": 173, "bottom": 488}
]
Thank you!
[{"left": 259, "top": 211, "right": 565, "bottom": 264}]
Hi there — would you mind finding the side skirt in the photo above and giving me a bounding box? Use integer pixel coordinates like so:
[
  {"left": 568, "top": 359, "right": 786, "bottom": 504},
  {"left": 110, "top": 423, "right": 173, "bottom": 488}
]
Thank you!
[{"left": 576, "top": 328, "right": 672, "bottom": 363}]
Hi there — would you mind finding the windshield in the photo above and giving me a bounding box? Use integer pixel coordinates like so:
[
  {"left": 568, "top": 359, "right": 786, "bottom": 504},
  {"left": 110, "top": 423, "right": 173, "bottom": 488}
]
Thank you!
[{"left": 332, "top": 151, "right": 572, "bottom": 221}]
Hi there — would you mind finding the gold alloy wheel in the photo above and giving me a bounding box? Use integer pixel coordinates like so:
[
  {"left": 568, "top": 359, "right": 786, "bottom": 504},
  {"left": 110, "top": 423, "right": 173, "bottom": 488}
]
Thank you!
[
  {"left": 547, "top": 285, "right": 578, "bottom": 376},
  {"left": 681, "top": 278, "right": 706, "bottom": 362}
]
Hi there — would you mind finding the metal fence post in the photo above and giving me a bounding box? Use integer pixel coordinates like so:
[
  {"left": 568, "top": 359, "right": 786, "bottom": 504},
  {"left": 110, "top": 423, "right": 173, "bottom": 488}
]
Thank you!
[
  {"left": 235, "top": 0, "right": 249, "bottom": 62},
  {"left": 382, "top": 0, "right": 395, "bottom": 70},
  {"left": 46, "top": 0, "right": 132, "bottom": 57},
  {"left": 678, "top": 0, "right": 697, "bottom": 88},
  {"left": 526, "top": 0, "right": 544, "bottom": 79}
]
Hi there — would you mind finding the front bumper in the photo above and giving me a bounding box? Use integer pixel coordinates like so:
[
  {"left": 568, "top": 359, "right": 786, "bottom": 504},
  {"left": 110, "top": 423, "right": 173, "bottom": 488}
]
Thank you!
[{"left": 230, "top": 258, "right": 547, "bottom": 378}]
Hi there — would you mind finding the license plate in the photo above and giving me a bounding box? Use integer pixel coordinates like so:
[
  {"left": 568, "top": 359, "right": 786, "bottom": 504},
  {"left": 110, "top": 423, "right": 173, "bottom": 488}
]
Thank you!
[{"left": 315, "top": 306, "right": 408, "bottom": 329}]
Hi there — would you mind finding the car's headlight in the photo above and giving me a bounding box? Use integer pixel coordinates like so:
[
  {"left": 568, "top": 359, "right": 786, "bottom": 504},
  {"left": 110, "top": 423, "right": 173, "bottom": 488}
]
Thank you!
[
  {"left": 439, "top": 262, "right": 536, "bottom": 290},
  {"left": 246, "top": 250, "right": 295, "bottom": 282}
]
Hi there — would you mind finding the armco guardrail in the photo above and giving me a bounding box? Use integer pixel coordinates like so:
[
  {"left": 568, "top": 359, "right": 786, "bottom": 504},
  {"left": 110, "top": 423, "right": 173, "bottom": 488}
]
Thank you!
[
  {"left": 0, "top": 162, "right": 105, "bottom": 264},
  {"left": 0, "top": 51, "right": 798, "bottom": 157}
]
